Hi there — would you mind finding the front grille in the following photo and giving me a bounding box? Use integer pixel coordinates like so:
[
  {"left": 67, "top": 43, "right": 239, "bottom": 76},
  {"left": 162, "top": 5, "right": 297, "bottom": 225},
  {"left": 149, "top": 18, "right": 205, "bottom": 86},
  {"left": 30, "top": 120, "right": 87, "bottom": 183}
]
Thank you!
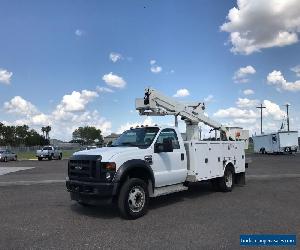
[{"left": 68, "top": 155, "right": 101, "bottom": 181}]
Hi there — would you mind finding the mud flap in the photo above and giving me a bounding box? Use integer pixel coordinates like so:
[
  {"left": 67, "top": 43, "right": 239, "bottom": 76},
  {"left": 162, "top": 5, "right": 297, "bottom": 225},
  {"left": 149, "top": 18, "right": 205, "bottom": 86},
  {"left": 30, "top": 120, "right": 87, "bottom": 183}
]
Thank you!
[{"left": 235, "top": 172, "right": 246, "bottom": 186}]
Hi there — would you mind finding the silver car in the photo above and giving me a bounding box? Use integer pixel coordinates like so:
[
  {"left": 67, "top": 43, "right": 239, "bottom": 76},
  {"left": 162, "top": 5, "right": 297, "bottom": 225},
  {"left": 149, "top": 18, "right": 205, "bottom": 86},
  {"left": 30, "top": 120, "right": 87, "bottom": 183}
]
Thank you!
[{"left": 0, "top": 149, "right": 17, "bottom": 162}]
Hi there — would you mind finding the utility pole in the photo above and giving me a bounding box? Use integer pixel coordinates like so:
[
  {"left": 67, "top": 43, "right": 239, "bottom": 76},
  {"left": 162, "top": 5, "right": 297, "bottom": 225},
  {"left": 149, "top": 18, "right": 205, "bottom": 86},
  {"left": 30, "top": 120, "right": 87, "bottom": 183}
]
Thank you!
[
  {"left": 284, "top": 103, "right": 290, "bottom": 131},
  {"left": 256, "top": 104, "right": 266, "bottom": 134}
]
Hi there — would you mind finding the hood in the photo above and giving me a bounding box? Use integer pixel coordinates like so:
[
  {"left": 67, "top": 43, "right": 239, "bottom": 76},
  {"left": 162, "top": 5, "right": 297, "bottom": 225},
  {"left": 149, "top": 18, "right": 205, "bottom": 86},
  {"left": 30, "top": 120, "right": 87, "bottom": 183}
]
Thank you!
[{"left": 73, "top": 146, "right": 139, "bottom": 161}]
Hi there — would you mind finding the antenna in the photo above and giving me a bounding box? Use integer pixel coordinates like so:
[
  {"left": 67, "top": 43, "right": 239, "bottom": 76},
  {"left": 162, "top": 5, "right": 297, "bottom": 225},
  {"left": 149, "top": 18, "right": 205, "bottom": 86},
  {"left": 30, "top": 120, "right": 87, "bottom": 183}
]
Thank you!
[
  {"left": 256, "top": 104, "right": 266, "bottom": 134},
  {"left": 283, "top": 103, "right": 290, "bottom": 132}
]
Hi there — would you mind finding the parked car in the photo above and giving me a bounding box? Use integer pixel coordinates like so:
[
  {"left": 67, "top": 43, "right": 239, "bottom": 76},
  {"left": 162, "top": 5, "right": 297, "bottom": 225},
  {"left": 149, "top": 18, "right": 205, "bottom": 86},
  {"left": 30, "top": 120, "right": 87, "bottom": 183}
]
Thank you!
[
  {"left": 83, "top": 145, "right": 97, "bottom": 150},
  {"left": 0, "top": 149, "right": 17, "bottom": 162},
  {"left": 36, "top": 146, "right": 62, "bottom": 161}
]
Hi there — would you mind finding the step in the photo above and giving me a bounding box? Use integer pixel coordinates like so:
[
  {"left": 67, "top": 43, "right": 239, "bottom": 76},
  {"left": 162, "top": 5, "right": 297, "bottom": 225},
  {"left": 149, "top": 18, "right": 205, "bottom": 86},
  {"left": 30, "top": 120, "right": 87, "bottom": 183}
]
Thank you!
[{"left": 152, "top": 183, "right": 188, "bottom": 197}]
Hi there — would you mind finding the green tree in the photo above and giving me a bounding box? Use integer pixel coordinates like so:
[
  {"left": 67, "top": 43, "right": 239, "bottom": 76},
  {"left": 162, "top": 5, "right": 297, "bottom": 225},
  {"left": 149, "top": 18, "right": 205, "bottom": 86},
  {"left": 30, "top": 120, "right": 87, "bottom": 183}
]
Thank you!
[{"left": 72, "top": 126, "right": 103, "bottom": 145}]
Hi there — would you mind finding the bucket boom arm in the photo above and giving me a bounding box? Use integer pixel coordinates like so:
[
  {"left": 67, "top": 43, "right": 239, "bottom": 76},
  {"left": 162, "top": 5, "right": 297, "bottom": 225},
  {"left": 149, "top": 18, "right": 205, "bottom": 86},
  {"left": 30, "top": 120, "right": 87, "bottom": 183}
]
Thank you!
[{"left": 135, "top": 88, "right": 228, "bottom": 140}]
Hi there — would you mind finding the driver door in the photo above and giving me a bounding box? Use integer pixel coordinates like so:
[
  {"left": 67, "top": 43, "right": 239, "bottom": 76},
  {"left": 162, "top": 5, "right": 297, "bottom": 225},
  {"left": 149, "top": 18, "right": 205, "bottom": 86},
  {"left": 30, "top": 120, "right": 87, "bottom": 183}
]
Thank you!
[{"left": 151, "top": 128, "right": 187, "bottom": 187}]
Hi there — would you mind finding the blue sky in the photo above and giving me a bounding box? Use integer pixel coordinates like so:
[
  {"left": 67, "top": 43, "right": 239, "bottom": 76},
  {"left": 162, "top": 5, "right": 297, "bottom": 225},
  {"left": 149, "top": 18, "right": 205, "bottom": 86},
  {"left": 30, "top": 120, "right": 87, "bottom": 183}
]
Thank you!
[{"left": 1, "top": 0, "right": 300, "bottom": 140}]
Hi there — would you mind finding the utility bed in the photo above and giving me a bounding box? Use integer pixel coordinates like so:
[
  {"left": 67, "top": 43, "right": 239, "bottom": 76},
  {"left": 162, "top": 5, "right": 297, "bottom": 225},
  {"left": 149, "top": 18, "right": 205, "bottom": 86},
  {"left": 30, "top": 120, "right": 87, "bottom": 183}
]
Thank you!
[{"left": 185, "top": 140, "right": 246, "bottom": 182}]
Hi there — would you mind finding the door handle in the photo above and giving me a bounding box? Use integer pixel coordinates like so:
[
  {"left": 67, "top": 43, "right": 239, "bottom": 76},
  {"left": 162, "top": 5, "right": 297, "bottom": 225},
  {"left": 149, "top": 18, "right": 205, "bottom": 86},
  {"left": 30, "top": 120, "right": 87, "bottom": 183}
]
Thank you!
[{"left": 181, "top": 153, "right": 184, "bottom": 161}]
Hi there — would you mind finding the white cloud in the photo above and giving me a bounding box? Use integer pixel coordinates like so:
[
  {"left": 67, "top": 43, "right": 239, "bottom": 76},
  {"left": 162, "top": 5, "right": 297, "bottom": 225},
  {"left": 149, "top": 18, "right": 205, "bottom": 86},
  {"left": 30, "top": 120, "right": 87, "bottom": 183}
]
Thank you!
[
  {"left": 3, "top": 91, "right": 111, "bottom": 141},
  {"left": 31, "top": 113, "right": 50, "bottom": 126},
  {"left": 4, "top": 96, "right": 38, "bottom": 116},
  {"left": 109, "top": 52, "right": 123, "bottom": 63},
  {"left": 102, "top": 72, "right": 126, "bottom": 88},
  {"left": 290, "top": 65, "right": 300, "bottom": 77},
  {"left": 233, "top": 118, "right": 257, "bottom": 124},
  {"left": 96, "top": 86, "right": 114, "bottom": 93},
  {"left": 117, "top": 117, "right": 154, "bottom": 134},
  {"left": 267, "top": 70, "right": 300, "bottom": 91},
  {"left": 0, "top": 68, "right": 13, "bottom": 84},
  {"left": 243, "top": 89, "right": 254, "bottom": 95},
  {"left": 221, "top": 0, "right": 300, "bottom": 55},
  {"left": 54, "top": 90, "right": 98, "bottom": 113},
  {"left": 150, "top": 60, "right": 162, "bottom": 73},
  {"left": 75, "top": 29, "right": 84, "bottom": 36},
  {"left": 150, "top": 65, "right": 162, "bottom": 74},
  {"left": 263, "top": 100, "right": 286, "bottom": 120},
  {"left": 173, "top": 89, "right": 190, "bottom": 97},
  {"left": 236, "top": 98, "right": 259, "bottom": 108},
  {"left": 214, "top": 107, "right": 258, "bottom": 119},
  {"left": 233, "top": 65, "right": 256, "bottom": 83},
  {"left": 204, "top": 94, "right": 214, "bottom": 103}
]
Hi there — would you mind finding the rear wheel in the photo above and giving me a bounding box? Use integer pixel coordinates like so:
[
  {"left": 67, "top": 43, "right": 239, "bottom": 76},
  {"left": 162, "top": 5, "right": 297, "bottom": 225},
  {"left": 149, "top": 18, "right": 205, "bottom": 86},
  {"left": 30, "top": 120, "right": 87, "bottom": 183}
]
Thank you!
[
  {"left": 58, "top": 154, "right": 62, "bottom": 160},
  {"left": 14, "top": 155, "right": 17, "bottom": 161},
  {"left": 38, "top": 157, "right": 42, "bottom": 161},
  {"left": 48, "top": 155, "right": 53, "bottom": 161},
  {"left": 4, "top": 157, "right": 8, "bottom": 162},
  {"left": 118, "top": 178, "right": 149, "bottom": 219},
  {"left": 218, "top": 167, "right": 234, "bottom": 192}
]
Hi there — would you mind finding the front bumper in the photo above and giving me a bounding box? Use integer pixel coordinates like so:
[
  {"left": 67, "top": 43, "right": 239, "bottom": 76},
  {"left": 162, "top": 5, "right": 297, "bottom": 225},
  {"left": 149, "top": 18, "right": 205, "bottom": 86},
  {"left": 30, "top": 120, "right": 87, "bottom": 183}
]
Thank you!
[{"left": 66, "top": 178, "right": 118, "bottom": 204}]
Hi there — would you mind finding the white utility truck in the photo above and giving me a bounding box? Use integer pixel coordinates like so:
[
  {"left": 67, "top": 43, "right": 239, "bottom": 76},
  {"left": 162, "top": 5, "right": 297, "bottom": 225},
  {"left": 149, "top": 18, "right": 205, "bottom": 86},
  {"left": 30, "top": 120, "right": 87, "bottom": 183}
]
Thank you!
[
  {"left": 66, "top": 88, "right": 248, "bottom": 219},
  {"left": 253, "top": 131, "right": 298, "bottom": 154}
]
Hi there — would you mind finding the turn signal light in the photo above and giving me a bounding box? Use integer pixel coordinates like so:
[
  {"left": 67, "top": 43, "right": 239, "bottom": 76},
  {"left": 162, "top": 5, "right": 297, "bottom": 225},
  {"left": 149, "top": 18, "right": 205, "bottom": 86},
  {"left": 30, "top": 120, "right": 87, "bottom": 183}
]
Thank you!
[{"left": 103, "top": 162, "right": 116, "bottom": 171}]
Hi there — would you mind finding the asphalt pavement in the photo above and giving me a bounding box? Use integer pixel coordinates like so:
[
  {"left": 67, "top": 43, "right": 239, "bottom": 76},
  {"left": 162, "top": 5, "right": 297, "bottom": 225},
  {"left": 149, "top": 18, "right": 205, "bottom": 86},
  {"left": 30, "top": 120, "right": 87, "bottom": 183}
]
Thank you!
[{"left": 0, "top": 154, "right": 299, "bottom": 249}]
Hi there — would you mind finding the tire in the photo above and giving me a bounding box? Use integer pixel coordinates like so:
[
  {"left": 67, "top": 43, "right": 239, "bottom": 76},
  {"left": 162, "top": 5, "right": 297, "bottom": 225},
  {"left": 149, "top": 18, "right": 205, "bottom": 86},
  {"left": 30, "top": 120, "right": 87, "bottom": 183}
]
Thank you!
[
  {"left": 77, "top": 201, "right": 93, "bottom": 207},
  {"left": 117, "top": 178, "right": 149, "bottom": 220},
  {"left": 48, "top": 155, "right": 53, "bottom": 161},
  {"left": 211, "top": 178, "right": 221, "bottom": 191},
  {"left": 38, "top": 157, "right": 42, "bottom": 161},
  {"left": 4, "top": 157, "right": 8, "bottom": 162},
  {"left": 218, "top": 167, "right": 234, "bottom": 192},
  {"left": 14, "top": 156, "right": 17, "bottom": 161},
  {"left": 58, "top": 154, "right": 62, "bottom": 160}
]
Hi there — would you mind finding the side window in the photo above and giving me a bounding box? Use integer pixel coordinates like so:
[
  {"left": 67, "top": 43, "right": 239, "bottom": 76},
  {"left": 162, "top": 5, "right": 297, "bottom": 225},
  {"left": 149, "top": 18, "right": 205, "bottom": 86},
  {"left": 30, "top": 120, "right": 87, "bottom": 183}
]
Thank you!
[{"left": 156, "top": 129, "right": 180, "bottom": 149}]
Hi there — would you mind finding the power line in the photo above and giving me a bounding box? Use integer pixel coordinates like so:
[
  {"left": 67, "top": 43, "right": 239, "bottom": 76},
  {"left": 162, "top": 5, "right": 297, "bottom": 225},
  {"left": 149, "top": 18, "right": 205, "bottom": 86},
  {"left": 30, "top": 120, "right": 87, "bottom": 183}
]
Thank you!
[
  {"left": 256, "top": 104, "right": 266, "bottom": 134},
  {"left": 283, "top": 103, "right": 290, "bottom": 132}
]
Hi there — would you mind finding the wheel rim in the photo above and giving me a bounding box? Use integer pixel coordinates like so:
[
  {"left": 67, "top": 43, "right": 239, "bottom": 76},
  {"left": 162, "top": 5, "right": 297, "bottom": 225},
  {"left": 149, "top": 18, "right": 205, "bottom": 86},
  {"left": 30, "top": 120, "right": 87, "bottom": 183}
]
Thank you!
[
  {"left": 225, "top": 171, "right": 233, "bottom": 188},
  {"left": 128, "top": 186, "right": 145, "bottom": 213}
]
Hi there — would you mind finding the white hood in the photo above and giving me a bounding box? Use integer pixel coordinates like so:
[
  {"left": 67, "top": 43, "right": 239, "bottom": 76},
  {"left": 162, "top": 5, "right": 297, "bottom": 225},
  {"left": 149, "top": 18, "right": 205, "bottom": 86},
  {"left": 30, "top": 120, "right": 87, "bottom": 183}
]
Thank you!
[{"left": 73, "top": 147, "right": 139, "bottom": 161}]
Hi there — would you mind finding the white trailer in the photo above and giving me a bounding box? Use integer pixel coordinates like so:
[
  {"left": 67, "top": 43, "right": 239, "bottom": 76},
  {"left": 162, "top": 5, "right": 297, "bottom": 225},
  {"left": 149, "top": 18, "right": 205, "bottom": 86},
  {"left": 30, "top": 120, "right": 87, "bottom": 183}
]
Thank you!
[{"left": 253, "top": 131, "right": 298, "bottom": 154}]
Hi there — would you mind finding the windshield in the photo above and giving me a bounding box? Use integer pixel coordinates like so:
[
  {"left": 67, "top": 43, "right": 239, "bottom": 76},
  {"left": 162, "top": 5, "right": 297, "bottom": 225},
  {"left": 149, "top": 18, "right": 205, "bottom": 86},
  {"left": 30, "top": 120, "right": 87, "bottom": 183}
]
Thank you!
[
  {"left": 112, "top": 127, "right": 159, "bottom": 148},
  {"left": 42, "top": 146, "right": 52, "bottom": 150}
]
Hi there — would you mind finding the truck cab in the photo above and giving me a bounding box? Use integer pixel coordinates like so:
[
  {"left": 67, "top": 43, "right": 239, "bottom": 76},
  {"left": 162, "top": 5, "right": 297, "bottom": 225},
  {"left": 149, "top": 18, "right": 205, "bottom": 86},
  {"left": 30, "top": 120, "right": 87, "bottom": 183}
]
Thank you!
[{"left": 66, "top": 126, "right": 188, "bottom": 218}]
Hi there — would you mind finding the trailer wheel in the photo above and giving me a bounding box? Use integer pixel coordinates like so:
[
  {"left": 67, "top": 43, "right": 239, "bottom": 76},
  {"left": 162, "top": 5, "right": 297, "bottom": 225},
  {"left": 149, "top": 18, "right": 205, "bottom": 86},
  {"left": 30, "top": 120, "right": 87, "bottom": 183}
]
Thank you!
[
  {"left": 117, "top": 178, "right": 149, "bottom": 219},
  {"left": 219, "top": 167, "right": 234, "bottom": 192}
]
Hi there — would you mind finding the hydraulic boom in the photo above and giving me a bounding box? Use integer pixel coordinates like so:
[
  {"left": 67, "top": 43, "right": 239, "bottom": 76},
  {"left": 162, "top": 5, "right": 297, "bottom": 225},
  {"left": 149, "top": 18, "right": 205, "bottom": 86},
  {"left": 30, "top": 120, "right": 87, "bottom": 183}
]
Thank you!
[{"left": 135, "top": 88, "right": 228, "bottom": 140}]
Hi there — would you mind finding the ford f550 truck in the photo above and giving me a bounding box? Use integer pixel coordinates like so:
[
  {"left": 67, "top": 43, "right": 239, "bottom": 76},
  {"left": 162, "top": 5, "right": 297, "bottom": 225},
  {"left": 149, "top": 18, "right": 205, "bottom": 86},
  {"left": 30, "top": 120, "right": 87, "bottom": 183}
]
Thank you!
[{"left": 66, "top": 88, "right": 248, "bottom": 219}]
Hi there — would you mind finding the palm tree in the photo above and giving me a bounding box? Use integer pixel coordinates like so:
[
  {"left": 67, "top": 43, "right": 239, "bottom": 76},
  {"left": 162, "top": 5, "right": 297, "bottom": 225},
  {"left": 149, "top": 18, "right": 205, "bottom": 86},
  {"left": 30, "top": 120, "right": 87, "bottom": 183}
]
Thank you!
[
  {"left": 45, "top": 126, "right": 51, "bottom": 140},
  {"left": 41, "top": 127, "right": 46, "bottom": 138}
]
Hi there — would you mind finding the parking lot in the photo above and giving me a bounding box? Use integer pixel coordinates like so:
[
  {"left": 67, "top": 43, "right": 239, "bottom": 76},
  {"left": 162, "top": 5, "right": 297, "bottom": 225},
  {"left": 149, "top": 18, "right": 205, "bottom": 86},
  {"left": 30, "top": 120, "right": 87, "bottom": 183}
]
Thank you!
[{"left": 0, "top": 154, "right": 299, "bottom": 249}]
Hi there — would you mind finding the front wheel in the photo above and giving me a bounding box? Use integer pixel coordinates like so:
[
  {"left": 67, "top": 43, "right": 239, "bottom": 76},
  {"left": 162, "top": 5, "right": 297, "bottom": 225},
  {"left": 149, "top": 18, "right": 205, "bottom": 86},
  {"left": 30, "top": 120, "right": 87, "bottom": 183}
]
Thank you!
[
  {"left": 117, "top": 178, "right": 149, "bottom": 219},
  {"left": 218, "top": 167, "right": 234, "bottom": 192}
]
